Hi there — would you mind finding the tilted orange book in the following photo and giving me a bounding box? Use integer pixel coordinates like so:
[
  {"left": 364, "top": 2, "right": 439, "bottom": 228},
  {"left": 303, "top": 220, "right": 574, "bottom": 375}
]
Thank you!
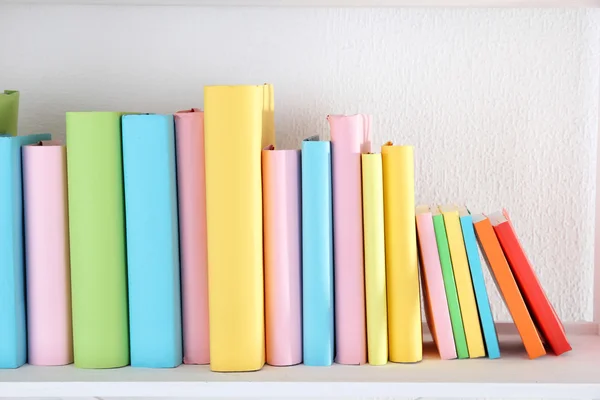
[
  {"left": 490, "top": 210, "right": 571, "bottom": 356},
  {"left": 472, "top": 214, "right": 545, "bottom": 359}
]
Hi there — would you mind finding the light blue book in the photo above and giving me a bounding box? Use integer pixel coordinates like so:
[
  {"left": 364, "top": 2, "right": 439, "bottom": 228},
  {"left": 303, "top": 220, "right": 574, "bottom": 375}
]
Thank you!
[
  {"left": 0, "top": 133, "right": 51, "bottom": 368},
  {"left": 122, "top": 114, "right": 182, "bottom": 368},
  {"left": 459, "top": 206, "right": 500, "bottom": 359},
  {"left": 301, "top": 137, "right": 335, "bottom": 366}
]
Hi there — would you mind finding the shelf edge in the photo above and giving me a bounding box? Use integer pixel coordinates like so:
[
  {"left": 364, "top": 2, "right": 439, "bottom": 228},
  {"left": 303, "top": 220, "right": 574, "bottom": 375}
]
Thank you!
[{"left": 1, "top": 381, "right": 600, "bottom": 399}]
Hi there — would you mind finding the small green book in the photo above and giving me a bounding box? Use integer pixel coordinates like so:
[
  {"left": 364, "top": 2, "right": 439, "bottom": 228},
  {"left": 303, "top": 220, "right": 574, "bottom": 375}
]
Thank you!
[
  {"left": 0, "top": 90, "right": 19, "bottom": 136},
  {"left": 432, "top": 207, "right": 469, "bottom": 359}
]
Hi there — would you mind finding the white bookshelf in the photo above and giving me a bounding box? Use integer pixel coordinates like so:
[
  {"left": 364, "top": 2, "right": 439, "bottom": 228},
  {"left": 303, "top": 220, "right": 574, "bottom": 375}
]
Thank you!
[
  {"left": 0, "top": 0, "right": 599, "bottom": 6},
  {"left": 1, "top": 1, "right": 599, "bottom": 398},
  {"left": 0, "top": 324, "right": 598, "bottom": 398},
  {"left": 0, "top": 333, "right": 597, "bottom": 398}
]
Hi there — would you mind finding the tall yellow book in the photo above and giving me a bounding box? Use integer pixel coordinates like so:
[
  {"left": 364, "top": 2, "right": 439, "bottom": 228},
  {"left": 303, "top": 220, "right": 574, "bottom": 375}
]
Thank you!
[
  {"left": 204, "top": 84, "right": 273, "bottom": 372},
  {"left": 439, "top": 205, "right": 485, "bottom": 358},
  {"left": 381, "top": 143, "right": 422, "bottom": 363},
  {"left": 361, "top": 153, "right": 388, "bottom": 366}
]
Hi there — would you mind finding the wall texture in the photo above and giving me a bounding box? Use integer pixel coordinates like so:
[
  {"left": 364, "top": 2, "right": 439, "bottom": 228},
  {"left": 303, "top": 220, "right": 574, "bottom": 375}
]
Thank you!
[{"left": 0, "top": 5, "right": 598, "bottom": 322}]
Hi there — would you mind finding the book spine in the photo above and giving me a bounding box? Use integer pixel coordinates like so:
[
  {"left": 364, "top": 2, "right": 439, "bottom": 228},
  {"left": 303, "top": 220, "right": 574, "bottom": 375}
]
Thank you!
[
  {"left": 0, "top": 133, "right": 51, "bottom": 369},
  {"left": 432, "top": 214, "right": 469, "bottom": 359},
  {"left": 122, "top": 114, "right": 182, "bottom": 368},
  {"left": 204, "top": 85, "right": 267, "bottom": 372},
  {"left": 416, "top": 213, "right": 457, "bottom": 360},
  {"left": 460, "top": 214, "right": 500, "bottom": 359},
  {"left": 493, "top": 220, "right": 571, "bottom": 355},
  {"left": 66, "top": 112, "right": 129, "bottom": 368},
  {"left": 328, "top": 114, "right": 370, "bottom": 365},
  {"left": 262, "top": 84, "right": 275, "bottom": 149},
  {"left": 361, "top": 153, "right": 388, "bottom": 366},
  {"left": 301, "top": 140, "right": 335, "bottom": 366},
  {"left": 262, "top": 149, "right": 302, "bottom": 366},
  {"left": 0, "top": 90, "right": 19, "bottom": 135},
  {"left": 381, "top": 144, "right": 422, "bottom": 362},
  {"left": 22, "top": 142, "right": 73, "bottom": 366},
  {"left": 327, "top": 114, "right": 371, "bottom": 365},
  {"left": 442, "top": 211, "right": 485, "bottom": 358},
  {"left": 174, "top": 109, "right": 210, "bottom": 365}
]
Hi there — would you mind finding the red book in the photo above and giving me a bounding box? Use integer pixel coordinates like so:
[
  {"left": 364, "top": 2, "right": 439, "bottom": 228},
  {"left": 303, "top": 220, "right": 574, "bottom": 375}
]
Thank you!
[{"left": 489, "top": 209, "right": 571, "bottom": 356}]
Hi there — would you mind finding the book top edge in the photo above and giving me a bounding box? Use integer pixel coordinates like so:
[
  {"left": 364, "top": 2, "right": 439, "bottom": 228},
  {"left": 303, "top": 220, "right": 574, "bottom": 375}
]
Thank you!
[
  {"left": 439, "top": 204, "right": 459, "bottom": 214},
  {"left": 488, "top": 211, "right": 508, "bottom": 226},
  {"left": 23, "top": 140, "right": 64, "bottom": 147},
  {"left": 262, "top": 146, "right": 300, "bottom": 153},
  {"left": 472, "top": 214, "right": 488, "bottom": 223},
  {"left": 416, "top": 205, "right": 431, "bottom": 215}
]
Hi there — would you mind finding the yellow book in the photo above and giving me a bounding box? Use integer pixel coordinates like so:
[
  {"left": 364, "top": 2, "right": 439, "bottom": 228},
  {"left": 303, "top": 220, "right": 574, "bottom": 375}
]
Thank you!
[
  {"left": 381, "top": 143, "right": 422, "bottom": 363},
  {"left": 262, "top": 84, "right": 275, "bottom": 147},
  {"left": 361, "top": 154, "right": 388, "bottom": 366},
  {"left": 204, "top": 84, "right": 273, "bottom": 371},
  {"left": 439, "top": 205, "right": 485, "bottom": 358}
]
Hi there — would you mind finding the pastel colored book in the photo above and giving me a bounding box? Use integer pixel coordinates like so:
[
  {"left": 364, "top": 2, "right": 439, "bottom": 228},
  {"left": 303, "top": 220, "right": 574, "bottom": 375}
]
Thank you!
[
  {"left": 440, "top": 205, "right": 485, "bottom": 358},
  {"left": 361, "top": 153, "right": 388, "bottom": 366},
  {"left": 0, "top": 90, "right": 19, "bottom": 135},
  {"left": 122, "top": 114, "right": 183, "bottom": 368},
  {"left": 22, "top": 141, "right": 73, "bottom": 366},
  {"left": 490, "top": 210, "right": 571, "bottom": 356},
  {"left": 415, "top": 205, "right": 457, "bottom": 360},
  {"left": 66, "top": 112, "right": 130, "bottom": 368},
  {"left": 204, "top": 85, "right": 271, "bottom": 372},
  {"left": 381, "top": 143, "right": 422, "bottom": 363},
  {"left": 458, "top": 206, "right": 500, "bottom": 359},
  {"left": 0, "top": 133, "right": 51, "bottom": 369},
  {"left": 472, "top": 214, "right": 546, "bottom": 359},
  {"left": 174, "top": 109, "right": 209, "bottom": 365},
  {"left": 301, "top": 137, "right": 335, "bottom": 366},
  {"left": 430, "top": 206, "right": 469, "bottom": 358},
  {"left": 432, "top": 207, "right": 468, "bottom": 359},
  {"left": 262, "top": 84, "right": 275, "bottom": 149},
  {"left": 328, "top": 114, "right": 371, "bottom": 365},
  {"left": 262, "top": 146, "right": 302, "bottom": 367}
]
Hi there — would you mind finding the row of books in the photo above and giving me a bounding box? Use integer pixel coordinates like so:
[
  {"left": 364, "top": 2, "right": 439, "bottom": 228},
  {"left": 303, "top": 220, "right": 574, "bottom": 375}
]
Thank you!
[
  {"left": 417, "top": 205, "right": 571, "bottom": 361},
  {"left": 0, "top": 87, "right": 569, "bottom": 372}
]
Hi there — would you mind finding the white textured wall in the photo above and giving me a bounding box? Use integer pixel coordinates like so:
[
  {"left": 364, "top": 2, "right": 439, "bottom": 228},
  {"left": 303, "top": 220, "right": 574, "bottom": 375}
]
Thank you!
[{"left": 0, "top": 5, "right": 598, "bottom": 322}]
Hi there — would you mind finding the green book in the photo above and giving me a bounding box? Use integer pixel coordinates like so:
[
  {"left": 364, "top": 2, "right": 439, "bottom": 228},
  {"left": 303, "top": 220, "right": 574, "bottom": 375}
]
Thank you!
[
  {"left": 66, "top": 112, "right": 129, "bottom": 368},
  {"left": 432, "top": 208, "right": 469, "bottom": 359},
  {"left": 0, "top": 90, "right": 19, "bottom": 135}
]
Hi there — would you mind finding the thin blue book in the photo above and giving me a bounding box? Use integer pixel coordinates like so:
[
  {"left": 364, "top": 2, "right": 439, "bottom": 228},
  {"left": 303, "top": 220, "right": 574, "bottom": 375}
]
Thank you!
[
  {"left": 122, "top": 114, "right": 182, "bottom": 368},
  {"left": 0, "top": 133, "right": 51, "bottom": 368},
  {"left": 301, "top": 136, "right": 335, "bottom": 366},
  {"left": 459, "top": 206, "right": 500, "bottom": 359}
]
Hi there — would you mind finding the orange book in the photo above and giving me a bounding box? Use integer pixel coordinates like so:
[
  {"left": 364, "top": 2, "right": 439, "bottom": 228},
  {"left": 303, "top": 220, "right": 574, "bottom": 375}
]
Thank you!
[
  {"left": 490, "top": 210, "right": 571, "bottom": 356},
  {"left": 472, "top": 214, "right": 545, "bottom": 359}
]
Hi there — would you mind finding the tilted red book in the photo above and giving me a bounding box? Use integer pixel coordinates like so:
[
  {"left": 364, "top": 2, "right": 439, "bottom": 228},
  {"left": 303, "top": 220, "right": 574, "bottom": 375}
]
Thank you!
[{"left": 489, "top": 210, "right": 571, "bottom": 356}]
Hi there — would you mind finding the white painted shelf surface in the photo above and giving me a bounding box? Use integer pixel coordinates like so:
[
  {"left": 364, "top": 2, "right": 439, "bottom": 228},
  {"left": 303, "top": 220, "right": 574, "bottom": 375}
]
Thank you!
[
  {"left": 0, "top": 333, "right": 598, "bottom": 398},
  {"left": 1, "top": 0, "right": 600, "bottom": 7}
]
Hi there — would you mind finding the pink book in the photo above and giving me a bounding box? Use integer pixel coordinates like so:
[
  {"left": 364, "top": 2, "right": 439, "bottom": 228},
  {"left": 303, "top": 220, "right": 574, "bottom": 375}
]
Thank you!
[
  {"left": 22, "top": 141, "right": 73, "bottom": 366},
  {"left": 174, "top": 109, "right": 209, "bottom": 365},
  {"left": 262, "top": 146, "right": 302, "bottom": 366},
  {"left": 328, "top": 114, "right": 372, "bottom": 365},
  {"left": 415, "top": 206, "right": 457, "bottom": 360}
]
